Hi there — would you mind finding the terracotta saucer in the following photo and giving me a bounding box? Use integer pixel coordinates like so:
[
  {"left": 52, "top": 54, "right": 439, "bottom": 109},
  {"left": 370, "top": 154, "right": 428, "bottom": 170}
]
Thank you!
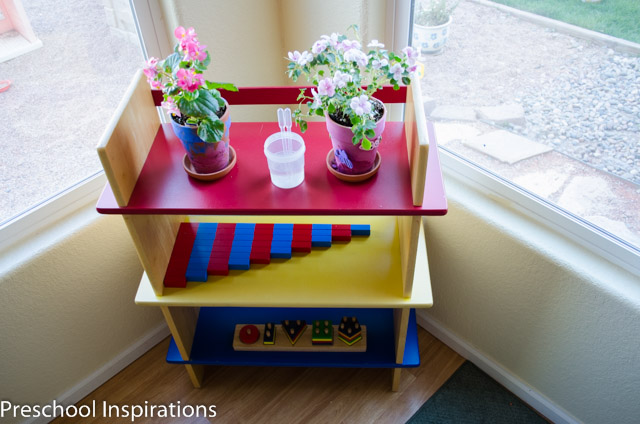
[
  {"left": 183, "top": 146, "right": 237, "bottom": 181},
  {"left": 326, "top": 149, "right": 381, "bottom": 183}
]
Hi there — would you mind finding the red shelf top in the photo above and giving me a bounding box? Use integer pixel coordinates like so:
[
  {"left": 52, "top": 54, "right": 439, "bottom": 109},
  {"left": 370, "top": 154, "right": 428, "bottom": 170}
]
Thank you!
[{"left": 96, "top": 121, "right": 447, "bottom": 216}]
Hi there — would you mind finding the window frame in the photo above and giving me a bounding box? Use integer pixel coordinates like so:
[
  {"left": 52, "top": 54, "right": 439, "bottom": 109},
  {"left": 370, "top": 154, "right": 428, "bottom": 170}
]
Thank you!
[{"left": 1, "top": 0, "right": 637, "bottom": 277}]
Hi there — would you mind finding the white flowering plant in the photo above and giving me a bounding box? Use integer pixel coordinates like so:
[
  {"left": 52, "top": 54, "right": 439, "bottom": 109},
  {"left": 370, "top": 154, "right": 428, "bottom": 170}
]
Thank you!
[
  {"left": 287, "top": 26, "right": 419, "bottom": 150},
  {"left": 144, "top": 26, "right": 237, "bottom": 143}
]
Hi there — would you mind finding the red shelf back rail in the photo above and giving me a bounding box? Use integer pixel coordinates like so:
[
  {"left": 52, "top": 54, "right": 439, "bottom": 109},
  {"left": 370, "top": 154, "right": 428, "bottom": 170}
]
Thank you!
[{"left": 151, "top": 86, "right": 408, "bottom": 107}]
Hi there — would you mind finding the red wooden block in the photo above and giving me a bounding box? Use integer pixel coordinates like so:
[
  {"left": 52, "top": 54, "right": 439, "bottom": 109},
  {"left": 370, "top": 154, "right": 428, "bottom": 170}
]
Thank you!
[
  {"left": 164, "top": 223, "right": 199, "bottom": 288},
  {"left": 250, "top": 251, "right": 271, "bottom": 264},
  {"left": 332, "top": 224, "right": 350, "bottom": 231},
  {"left": 292, "top": 241, "right": 312, "bottom": 253},
  {"left": 255, "top": 223, "right": 274, "bottom": 231},
  {"left": 293, "top": 224, "right": 312, "bottom": 230},
  {"left": 217, "top": 223, "right": 236, "bottom": 230},
  {"left": 253, "top": 233, "right": 274, "bottom": 241}
]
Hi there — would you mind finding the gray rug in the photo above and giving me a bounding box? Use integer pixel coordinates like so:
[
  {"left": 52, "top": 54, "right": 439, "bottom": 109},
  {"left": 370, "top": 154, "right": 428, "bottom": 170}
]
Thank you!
[{"left": 406, "top": 362, "right": 548, "bottom": 424}]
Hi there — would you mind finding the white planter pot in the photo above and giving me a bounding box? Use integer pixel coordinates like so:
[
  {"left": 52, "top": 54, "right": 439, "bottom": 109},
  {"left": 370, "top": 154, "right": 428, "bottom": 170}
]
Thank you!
[{"left": 412, "top": 17, "right": 452, "bottom": 55}]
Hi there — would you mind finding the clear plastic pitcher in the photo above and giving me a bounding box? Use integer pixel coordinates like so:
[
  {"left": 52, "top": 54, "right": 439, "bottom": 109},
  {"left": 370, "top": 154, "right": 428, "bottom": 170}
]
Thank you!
[{"left": 264, "top": 132, "right": 305, "bottom": 189}]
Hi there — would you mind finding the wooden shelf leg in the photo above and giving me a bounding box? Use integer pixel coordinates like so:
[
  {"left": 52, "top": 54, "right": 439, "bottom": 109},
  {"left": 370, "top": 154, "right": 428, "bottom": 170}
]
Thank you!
[
  {"left": 397, "top": 216, "right": 421, "bottom": 297},
  {"left": 161, "top": 305, "right": 204, "bottom": 388},
  {"left": 124, "top": 214, "right": 185, "bottom": 296},
  {"left": 391, "top": 308, "right": 411, "bottom": 391},
  {"left": 391, "top": 368, "right": 402, "bottom": 392}
]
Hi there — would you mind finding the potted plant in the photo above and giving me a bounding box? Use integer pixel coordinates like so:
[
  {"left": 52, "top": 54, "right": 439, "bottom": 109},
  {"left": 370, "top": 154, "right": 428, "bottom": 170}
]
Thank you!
[
  {"left": 413, "top": 0, "right": 458, "bottom": 54},
  {"left": 144, "top": 26, "right": 238, "bottom": 175},
  {"left": 286, "top": 26, "right": 418, "bottom": 177}
]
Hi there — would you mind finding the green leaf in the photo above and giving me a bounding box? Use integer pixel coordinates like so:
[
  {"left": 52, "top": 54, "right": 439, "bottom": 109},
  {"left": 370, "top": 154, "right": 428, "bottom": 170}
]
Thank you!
[
  {"left": 328, "top": 103, "right": 336, "bottom": 113},
  {"left": 315, "top": 108, "right": 324, "bottom": 116},
  {"left": 177, "top": 89, "right": 220, "bottom": 118},
  {"left": 300, "top": 121, "right": 308, "bottom": 133},
  {"left": 402, "top": 76, "right": 411, "bottom": 85},
  {"left": 351, "top": 115, "right": 361, "bottom": 125},
  {"left": 163, "top": 52, "right": 182, "bottom": 73},
  {"left": 365, "top": 129, "right": 375, "bottom": 139},
  {"left": 361, "top": 138, "right": 372, "bottom": 150},
  {"left": 197, "top": 117, "right": 225, "bottom": 143},
  {"left": 297, "top": 89, "right": 307, "bottom": 101},
  {"left": 206, "top": 81, "right": 239, "bottom": 92}
]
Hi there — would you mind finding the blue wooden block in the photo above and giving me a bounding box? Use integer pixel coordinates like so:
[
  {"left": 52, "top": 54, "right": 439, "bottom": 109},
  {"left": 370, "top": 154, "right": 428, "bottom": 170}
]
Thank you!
[
  {"left": 311, "top": 240, "right": 332, "bottom": 247},
  {"left": 231, "top": 240, "right": 254, "bottom": 247},
  {"left": 312, "top": 224, "right": 331, "bottom": 231},
  {"left": 274, "top": 223, "right": 294, "bottom": 231},
  {"left": 232, "top": 233, "right": 255, "bottom": 241},
  {"left": 271, "top": 252, "right": 292, "bottom": 259},
  {"left": 350, "top": 224, "right": 371, "bottom": 236},
  {"left": 311, "top": 230, "right": 332, "bottom": 237},
  {"left": 235, "top": 223, "right": 256, "bottom": 232},
  {"left": 197, "top": 223, "right": 218, "bottom": 233},
  {"left": 228, "top": 254, "right": 250, "bottom": 270}
]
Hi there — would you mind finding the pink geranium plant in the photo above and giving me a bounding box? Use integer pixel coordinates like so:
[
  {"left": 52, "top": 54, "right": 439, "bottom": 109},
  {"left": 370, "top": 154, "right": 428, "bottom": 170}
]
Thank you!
[
  {"left": 287, "top": 25, "right": 419, "bottom": 150},
  {"left": 144, "top": 26, "right": 237, "bottom": 143}
]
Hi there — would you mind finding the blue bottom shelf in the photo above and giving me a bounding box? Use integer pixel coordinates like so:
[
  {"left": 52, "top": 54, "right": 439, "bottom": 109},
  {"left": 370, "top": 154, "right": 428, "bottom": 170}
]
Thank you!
[{"left": 167, "top": 307, "right": 419, "bottom": 368}]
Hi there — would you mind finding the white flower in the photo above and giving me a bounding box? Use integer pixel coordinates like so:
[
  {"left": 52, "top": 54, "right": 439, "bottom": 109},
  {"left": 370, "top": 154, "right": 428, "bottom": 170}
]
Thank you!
[
  {"left": 288, "top": 50, "right": 313, "bottom": 66},
  {"left": 344, "top": 49, "right": 368, "bottom": 67},
  {"left": 402, "top": 46, "right": 420, "bottom": 65},
  {"left": 287, "top": 50, "right": 301, "bottom": 62},
  {"left": 317, "top": 77, "right": 336, "bottom": 97},
  {"left": 389, "top": 63, "right": 403, "bottom": 81},
  {"left": 371, "top": 58, "right": 388, "bottom": 69},
  {"left": 367, "top": 39, "right": 385, "bottom": 49},
  {"left": 298, "top": 50, "right": 313, "bottom": 66},
  {"left": 312, "top": 39, "right": 328, "bottom": 54},
  {"left": 339, "top": 39, "right": 362, "bottom": 51},
  {"left": 350, "top": 95, "right": 372, "bottom": 116},
  {"left": 333, "top": 70, "right": 352, "bottom": 88},
  {"left": 321, "top": 33, "right": 340, "bottom": 48},
  {"left": 311, "top": 88, "right": 322, "bottom": 108}
]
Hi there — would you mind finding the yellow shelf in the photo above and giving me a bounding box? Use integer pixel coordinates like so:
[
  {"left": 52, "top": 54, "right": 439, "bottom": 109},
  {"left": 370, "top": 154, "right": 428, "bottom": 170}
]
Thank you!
[{"left": 135, "top": 216, "right": 432, "bottom": 308}]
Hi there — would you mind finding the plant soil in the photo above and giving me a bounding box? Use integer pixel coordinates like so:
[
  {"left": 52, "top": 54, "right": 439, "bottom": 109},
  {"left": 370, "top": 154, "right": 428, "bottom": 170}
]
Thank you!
[
  {"left": 329, "top": 98, "right": 384, "bottom": 127},
  {"left": 171, "top": 104, "right": 227, "bottom": 126}
]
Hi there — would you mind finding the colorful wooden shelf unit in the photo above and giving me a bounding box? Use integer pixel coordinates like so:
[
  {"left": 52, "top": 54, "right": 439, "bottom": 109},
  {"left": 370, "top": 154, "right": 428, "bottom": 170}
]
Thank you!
[{"left": 96, "top": 70, "right": 447, "bottom": 391}]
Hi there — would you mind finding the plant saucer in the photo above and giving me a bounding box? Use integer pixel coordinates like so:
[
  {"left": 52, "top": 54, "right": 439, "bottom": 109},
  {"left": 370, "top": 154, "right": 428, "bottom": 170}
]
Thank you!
[
  {"left": 326, "top": 149, "right": 381, "bottom": 183},
  {"left": 183, "top": 146, "right": 237, "bottom": 181}
]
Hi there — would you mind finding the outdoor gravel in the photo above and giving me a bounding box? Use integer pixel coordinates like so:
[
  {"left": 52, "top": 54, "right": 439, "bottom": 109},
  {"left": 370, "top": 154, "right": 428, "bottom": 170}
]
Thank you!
[{"left": 420, "top": 0, "right": 640, "bottom": 185}]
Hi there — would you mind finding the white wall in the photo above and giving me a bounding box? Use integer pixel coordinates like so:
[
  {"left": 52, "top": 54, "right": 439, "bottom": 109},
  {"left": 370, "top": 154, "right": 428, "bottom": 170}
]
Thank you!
[
  {"left": 420, "top": 169, "right": 640, "bottom": 424},
  {"left": 0, "top": 206, "right": 165, "bottom": 424}
]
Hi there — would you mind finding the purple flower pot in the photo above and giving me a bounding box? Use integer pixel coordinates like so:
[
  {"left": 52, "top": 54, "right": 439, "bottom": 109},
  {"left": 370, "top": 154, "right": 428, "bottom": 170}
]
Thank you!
[
  {"left": 325, "top": 99, "right": 386, "bottom": 175},
  {"left": 170, "top": 100, "right": 231, "bottom": 174}
]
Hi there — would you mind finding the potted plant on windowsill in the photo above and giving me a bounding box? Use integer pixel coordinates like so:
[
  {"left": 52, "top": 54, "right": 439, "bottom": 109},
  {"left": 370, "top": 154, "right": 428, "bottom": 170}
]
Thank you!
[
  {"left": 286, "top": 26, "right": 418, "bottom": 179},
  {"left": 413, "top": 0, "right": 458, "bottom": 54},
  {"left": 144, "top": 26, "right": 238, "bottom": 177}
]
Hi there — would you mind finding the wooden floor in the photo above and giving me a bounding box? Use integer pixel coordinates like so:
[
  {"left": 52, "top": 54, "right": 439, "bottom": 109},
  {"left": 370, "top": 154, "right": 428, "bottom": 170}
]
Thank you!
[{"left": 54, "top": 327, "right": 464, "bottom": 423}]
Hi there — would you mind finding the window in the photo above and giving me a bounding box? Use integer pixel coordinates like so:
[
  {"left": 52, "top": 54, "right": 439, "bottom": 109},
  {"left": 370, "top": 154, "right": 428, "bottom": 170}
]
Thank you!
[
  {"left": 0, "top": 0, "right": 143, "bottom": 225},
  {"left": 410, "top": 0, "right": 640, "bottom": 269}
]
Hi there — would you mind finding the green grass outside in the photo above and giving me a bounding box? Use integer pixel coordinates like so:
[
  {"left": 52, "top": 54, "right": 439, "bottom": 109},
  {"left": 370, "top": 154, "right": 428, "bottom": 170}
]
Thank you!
[{"left": 489, "top": 0, "right": 640, "bottom": 44}]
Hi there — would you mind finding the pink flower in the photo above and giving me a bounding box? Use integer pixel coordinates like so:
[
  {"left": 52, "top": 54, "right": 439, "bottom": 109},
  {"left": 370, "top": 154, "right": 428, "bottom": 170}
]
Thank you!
[
  {"left": 408, "top": 64, "right": 418, "bottom": 74},
  {"left": 317, "top": 77, "right": 336, "bottom": 97},
  {"left": 174, "top": 26, "right": 197, "bottom": 49},
  {"left": 350, "top": 95, "right": 372, "bottom": 116},
  {"left": 143, "top": 57, "right": 159, "bottom": 79},
  {"left": 184, "top": 41, "right": 208, "bottom": 62},
  {"left": 161, "top": 97, "right": 181, "bottom": 116},
  {"left": 149, "top": 79, "right": 164, "bottom": 90},
  {"left": 176, "top": 68, "right": 204, "bottom": 92}
]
